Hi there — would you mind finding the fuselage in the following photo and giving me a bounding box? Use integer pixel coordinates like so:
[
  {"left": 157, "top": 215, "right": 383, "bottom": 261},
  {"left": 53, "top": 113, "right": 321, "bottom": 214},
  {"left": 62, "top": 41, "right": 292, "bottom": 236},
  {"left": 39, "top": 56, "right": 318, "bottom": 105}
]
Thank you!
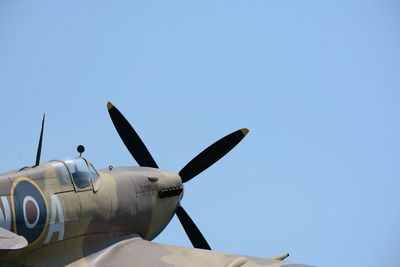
[{"left": 0, "top": 157, "right": 183, "bottom": 266}]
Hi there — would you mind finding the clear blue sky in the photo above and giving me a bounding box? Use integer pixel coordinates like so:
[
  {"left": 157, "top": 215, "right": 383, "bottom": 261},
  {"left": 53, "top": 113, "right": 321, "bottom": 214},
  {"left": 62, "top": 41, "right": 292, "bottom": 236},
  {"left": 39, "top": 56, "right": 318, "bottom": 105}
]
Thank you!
[{"left": 1, "top": 1, "right": 399, "bottom": 266}]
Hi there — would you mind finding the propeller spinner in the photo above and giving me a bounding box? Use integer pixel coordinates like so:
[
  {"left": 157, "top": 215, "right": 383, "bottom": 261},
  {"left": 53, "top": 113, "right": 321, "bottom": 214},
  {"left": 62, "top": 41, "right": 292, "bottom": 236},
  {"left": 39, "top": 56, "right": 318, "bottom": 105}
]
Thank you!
[{"left": 107, "top": 101, "right": 249, "bottom": 250}]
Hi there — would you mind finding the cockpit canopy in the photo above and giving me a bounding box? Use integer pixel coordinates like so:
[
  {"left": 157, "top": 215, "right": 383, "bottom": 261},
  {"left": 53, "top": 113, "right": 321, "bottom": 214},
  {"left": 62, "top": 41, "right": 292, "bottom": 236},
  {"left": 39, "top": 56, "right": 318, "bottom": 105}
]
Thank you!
[{"left": 50, "top": 156, "right": 99, "bottom": 190}]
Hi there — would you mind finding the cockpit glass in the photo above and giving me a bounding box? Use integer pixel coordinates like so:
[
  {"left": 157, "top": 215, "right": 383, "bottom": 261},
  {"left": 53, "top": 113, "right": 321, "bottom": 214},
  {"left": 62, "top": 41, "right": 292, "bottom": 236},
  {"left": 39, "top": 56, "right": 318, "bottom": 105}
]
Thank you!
[
  {"left": 51, "top": 161, "right": 73, "bottom": 185},
  {"left": 88, "top": 163, "right": 99, "bottom": 184},
  {"left": 63, "top": 157, "right": 91, "bottom": 189}
]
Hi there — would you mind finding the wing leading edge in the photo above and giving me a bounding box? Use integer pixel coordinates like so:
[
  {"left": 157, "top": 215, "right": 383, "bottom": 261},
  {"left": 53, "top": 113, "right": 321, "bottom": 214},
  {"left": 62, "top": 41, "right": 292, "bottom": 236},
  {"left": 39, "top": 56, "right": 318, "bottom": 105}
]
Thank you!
[
  {"left": 68, "top": 236, "right": 316, "bottom": 267},
  {"left": 0, "top": 227, "right": 27, "bottom": 250}
]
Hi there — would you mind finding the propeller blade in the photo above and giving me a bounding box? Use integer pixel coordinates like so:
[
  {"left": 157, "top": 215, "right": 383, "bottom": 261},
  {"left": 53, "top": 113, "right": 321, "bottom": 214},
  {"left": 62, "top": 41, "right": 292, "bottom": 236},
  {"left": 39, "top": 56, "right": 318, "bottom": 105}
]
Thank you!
[
  {"left": 176, "top": 206, "right": 211, "bottom": 250},
  {"left": 179, "top": 128, "right": 249, "bottom": 183},
  {"left": 107, "top": 102, "right": 158, "bottom": 168},
  {"left": 34, "top": 114, "right": 45, "bottom": 167}
]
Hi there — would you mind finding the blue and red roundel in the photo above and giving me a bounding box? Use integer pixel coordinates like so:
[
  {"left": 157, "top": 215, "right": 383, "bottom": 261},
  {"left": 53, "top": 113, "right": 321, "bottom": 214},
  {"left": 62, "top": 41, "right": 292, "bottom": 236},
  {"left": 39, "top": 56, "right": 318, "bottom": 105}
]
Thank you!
[{"left": 12, "top": 178, "right": 48, "bottom": 244}]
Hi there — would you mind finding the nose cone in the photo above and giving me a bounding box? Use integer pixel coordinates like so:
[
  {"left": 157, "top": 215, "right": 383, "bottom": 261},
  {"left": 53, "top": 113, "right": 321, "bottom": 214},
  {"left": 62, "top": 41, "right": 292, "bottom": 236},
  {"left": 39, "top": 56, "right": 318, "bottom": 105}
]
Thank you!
[{"left": 144, "top": 169, "right": 183, "bottom": 240}]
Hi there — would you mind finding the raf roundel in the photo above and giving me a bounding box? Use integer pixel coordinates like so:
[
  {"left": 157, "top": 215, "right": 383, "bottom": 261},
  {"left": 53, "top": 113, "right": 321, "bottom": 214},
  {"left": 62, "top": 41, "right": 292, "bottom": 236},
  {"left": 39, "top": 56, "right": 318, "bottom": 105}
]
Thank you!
[
  {"left": 12, "top": 178, "right": 48, "bottom": 244},
  {"left": 23, "top": 196, "right": 40, "bottom": 229}
]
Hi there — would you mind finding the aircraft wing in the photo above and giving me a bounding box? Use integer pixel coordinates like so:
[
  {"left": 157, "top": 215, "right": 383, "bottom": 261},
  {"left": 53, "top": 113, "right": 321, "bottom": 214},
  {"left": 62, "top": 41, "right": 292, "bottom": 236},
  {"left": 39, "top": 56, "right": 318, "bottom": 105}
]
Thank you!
[
  {"left": 0, "top": 226, "right": 28, "bottom": 260},
  {"left": 0, "top": 227, "right": 27, "bottom": 250},
  {"left": 68, "top": 236, "right": 315, "bottom": 267}
]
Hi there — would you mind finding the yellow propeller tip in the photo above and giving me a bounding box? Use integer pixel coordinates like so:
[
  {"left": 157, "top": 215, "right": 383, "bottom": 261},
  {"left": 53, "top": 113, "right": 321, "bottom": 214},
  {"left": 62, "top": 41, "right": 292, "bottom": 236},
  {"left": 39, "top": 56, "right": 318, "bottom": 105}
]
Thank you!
[
  {"left": 241, "top": 128, "right": 249, "bottom": 136},
  {"left": 107, "top": 101, "right": 114, "bottom": 110}
]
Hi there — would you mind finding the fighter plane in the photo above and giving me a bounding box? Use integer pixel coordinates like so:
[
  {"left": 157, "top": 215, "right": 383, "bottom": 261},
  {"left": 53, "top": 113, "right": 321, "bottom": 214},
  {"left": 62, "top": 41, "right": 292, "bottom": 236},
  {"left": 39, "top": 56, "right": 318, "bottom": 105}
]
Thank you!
[{"left": 0, "top": 102, "right": 314, "bottom": 266}]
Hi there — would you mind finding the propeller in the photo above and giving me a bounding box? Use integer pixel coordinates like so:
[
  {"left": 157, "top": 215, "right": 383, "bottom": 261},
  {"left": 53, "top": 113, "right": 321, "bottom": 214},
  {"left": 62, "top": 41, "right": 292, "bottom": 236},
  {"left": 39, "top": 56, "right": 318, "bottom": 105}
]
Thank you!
[
  {"left": 179, "top": 128, "right": 249, "bottom": 183},
  {"left": 107, "top": 102, "right": 158, "bottom": 168},
  {"left": 34, "top": 114, "right": 45, "bottom": 167},
  {"left": 175, "top": 206, "right": 211, "bottom": 250},
  {"left": 107, "top": 101, "right": 249, "bottom": 250}
]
